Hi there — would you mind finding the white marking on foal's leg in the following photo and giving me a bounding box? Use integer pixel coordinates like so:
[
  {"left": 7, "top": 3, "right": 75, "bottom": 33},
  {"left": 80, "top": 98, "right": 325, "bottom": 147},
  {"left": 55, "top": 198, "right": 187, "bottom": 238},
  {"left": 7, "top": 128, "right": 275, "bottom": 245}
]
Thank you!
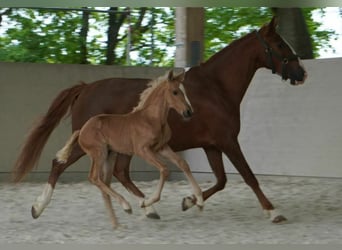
[
  {"left": 31, "top": 183, "right": 53, "bottom": 219},
  {"left": 264, "top": 209, "right": 287, "bottom": 223},
  {"left": 182, "top": 195, "right": 196, "bottom": 211}
]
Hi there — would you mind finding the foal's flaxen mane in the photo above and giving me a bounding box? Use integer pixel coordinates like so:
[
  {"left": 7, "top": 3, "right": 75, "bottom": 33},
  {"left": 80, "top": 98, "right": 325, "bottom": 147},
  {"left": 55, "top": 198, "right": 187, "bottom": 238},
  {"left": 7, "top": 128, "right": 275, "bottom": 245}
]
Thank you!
[{"left": 131, "top": 74, "right": 168, "bottom": 112}]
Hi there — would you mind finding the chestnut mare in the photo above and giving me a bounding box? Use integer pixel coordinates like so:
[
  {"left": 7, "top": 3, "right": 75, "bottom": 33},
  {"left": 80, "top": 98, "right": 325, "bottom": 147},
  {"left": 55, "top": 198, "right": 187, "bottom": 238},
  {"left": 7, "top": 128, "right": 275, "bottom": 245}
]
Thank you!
[
  {"left": 13, "top": 17, "right": 307, "bottom": 223},
  {"left": 55, "top": 70, "right": 202, "bottom": 228}
]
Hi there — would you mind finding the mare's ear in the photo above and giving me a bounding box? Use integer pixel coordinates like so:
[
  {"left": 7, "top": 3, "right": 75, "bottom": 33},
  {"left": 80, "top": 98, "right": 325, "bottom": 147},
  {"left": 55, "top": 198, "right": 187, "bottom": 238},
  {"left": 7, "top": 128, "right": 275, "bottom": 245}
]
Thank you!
[{"left": 267, "top": 16, "right": 279, "bottom": 34}]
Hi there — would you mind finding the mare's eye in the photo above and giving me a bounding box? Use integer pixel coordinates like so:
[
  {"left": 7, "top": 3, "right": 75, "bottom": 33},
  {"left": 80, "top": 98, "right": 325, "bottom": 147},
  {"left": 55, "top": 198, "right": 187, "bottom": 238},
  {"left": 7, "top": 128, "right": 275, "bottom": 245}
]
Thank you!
[
  {"left": 278, "top": 42, "right": 284, "bottom": 49},
  {"left": 173, "top": 90, "right": 178, "bottom": 95}
]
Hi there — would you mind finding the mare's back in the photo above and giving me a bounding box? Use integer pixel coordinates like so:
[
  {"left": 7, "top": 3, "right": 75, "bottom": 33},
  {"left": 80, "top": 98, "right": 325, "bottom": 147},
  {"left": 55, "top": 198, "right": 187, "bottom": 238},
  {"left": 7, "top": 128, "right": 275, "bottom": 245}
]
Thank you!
[{"left": 71, "top": 78, "right": 150, "bottom": 128}]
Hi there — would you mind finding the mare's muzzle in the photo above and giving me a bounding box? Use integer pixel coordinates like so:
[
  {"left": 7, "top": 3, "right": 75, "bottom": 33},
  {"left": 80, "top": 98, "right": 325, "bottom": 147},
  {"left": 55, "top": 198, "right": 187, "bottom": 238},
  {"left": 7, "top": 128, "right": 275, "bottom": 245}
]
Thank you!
[{"left": 255, "top": 30, "right": 306, "bottom": 85}]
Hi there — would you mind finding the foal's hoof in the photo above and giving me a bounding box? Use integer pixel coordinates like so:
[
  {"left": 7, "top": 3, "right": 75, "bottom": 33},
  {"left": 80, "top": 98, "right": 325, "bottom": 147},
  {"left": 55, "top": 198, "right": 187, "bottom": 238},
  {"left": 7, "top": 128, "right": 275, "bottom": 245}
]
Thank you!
[
  {"left": 197, "top": 204, "right": 204, "bottom": 211},
  {"left": 113, "top": 223, "right": 127, "bottom": 230},
  {"left": 146, "top": 212, "right": 161, "bottom": 220},
  {"left": 31, "top": 206, "right": 41, "bottom": 219},
  {"left": 124, "top": 208, "right": 133, "bottom": 215},
  {"left": 182, "top": 196, "right": 196, "bottom": 211},
  {"left": 272, "top": 215, "right": 287, "bottom": 224}
]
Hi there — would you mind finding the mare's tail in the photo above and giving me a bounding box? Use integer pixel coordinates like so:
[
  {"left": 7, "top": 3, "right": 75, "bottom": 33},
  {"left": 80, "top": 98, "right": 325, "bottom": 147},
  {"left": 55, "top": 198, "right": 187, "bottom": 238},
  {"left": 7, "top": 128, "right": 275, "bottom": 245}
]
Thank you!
[
  {"left": 12, "top": 82, "right": 87, "bottom": 182},
  {"left": 56, "top": 130, "right": 81, "bottom": 163}
]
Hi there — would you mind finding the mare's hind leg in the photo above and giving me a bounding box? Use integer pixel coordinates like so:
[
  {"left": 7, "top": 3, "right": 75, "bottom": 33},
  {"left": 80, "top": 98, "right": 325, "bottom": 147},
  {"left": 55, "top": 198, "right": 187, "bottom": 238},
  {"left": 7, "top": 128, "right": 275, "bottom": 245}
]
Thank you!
[
  {"left": 158, "top": 145, "right": 203, "bottom": 210},
  {"left": 222, "top": 139, "right": 287, "bottom": 223},
  {"left": 113, "top": 153, "right": 160, "bottom": 219},
  {"left": 32, "top": 144, "right": 85, "bottom": 219}
]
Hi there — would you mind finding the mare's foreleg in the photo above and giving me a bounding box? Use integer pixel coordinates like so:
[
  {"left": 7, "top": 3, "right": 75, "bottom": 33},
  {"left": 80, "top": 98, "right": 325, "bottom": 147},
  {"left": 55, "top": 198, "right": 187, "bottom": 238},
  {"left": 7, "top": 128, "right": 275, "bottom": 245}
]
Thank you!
[
  {"left": 31, "top": 144, "right": 85, "bottom": 219},
  {"left": 113, "top": 153, "right": 160, "bottom": 219},
  {"left": 158, "top": 145, "right": 203, "bottom": 210}
]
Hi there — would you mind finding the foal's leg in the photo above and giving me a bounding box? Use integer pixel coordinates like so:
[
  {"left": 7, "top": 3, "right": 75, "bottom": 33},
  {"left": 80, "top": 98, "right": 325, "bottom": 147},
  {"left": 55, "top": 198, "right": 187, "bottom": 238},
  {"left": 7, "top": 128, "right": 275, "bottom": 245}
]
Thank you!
[
  {"left": 32, "top": 144, "right": 85, "bottom": 219},
  {"left": 221, "top": 139, "right": 287, "bottom": 223},
  {"left": 88, "top": 150, "right": 132, "bottom": 220},
  {"left": 100, "top": 151, "right": 121, "bottom": 229},
  {"left": 137, "top": 147, "right": 169, "bottom": 208},
  {"left": 101, "top": 152, "right": 119, "bottom": 228},
  {"left": 113, "top": 153, "right": 160, "bottom": 219},
  {"left": 182, "top": 146, "right": 226, "bottom": 211},
  {"left": 158, "top": 145, "right": 203, "bottom": 210}
]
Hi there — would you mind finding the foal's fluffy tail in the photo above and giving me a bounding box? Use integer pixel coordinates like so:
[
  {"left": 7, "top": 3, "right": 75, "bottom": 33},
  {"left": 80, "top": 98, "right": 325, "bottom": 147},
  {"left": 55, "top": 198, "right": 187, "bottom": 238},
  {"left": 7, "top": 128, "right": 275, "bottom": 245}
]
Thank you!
[{"left": 56, "top": 130, "right": 80, "bottom": 163}]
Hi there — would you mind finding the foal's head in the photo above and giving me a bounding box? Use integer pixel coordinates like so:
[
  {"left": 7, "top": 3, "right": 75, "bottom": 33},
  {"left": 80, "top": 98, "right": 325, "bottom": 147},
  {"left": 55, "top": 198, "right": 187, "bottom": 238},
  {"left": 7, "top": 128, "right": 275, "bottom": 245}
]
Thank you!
[
  {"left": 164, "top": 69, "right": 193, "bottom": 119},
  {"left": 257, "top": 17, "right": 307, "bottom": 85}
]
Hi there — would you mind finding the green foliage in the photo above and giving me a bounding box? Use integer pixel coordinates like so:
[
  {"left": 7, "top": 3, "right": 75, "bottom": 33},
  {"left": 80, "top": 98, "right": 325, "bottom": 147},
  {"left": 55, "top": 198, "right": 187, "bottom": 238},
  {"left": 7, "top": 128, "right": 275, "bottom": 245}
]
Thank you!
[
  {"left": 204, "top": 7, "right": 337, "bottom": 60},
  {"left": 204, "top": 7, "right": 273, "bottom": 60},
  {"left": 0, "top": 9, "right": 85, "bottom": 63},
  {"left": 0, "top": 7, "right": 338, "bottom": 65},
  {"left": 302, "top": 8, "right": 338, "bottom": 58},
  {"left": 116, "top": 7, "right": 175, "bottom": 66}
]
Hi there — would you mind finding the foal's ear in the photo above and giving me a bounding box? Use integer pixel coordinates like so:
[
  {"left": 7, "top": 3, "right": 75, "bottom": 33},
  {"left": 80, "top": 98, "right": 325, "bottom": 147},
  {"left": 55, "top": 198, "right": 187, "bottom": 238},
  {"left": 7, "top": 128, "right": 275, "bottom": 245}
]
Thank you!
[
  {"left": 167, "top": 68, "right": 185, "bottom": 83},
  {"left": 167, "top": 69, "right": 175, "bottom": 81},
  {"left": 175, "top": 69, "right": 186, "bottom": 82}
]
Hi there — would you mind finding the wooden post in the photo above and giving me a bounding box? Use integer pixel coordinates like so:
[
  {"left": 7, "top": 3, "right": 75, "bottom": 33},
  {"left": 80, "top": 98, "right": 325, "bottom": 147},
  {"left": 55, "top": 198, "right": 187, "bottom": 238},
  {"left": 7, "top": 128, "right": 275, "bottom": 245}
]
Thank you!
[{"left": 175, "top": 7, "right": 204, "bottom": 67}]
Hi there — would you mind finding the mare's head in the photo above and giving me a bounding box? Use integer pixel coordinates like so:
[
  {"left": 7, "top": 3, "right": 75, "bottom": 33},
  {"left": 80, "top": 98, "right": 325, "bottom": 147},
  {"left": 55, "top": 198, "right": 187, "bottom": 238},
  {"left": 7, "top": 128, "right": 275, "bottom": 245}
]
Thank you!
[
  {"left": 164, "top": 69, "right": 193, "bottom": 119},
  {"left": 257, "top": 17, "right": 307, "bottom": 85}
]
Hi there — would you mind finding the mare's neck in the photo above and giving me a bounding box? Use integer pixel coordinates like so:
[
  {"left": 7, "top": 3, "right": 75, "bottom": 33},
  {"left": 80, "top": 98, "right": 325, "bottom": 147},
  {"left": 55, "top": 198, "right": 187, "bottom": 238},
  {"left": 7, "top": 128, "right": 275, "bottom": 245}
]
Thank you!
[{"left": 202, "top": 31, "right": 264, "bottom": 105}]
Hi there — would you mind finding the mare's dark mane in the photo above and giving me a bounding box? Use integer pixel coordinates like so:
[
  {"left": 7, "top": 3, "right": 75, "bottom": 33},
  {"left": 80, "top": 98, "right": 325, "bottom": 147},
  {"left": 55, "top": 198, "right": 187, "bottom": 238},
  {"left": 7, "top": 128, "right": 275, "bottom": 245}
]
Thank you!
[{"left": 203, "top": 31, "right": 256, "bottom": 66}]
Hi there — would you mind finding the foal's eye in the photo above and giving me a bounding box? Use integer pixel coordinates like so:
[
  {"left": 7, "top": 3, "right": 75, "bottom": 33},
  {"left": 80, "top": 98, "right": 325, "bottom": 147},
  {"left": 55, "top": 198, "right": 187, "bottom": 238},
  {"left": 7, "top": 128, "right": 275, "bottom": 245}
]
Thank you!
[{"left": 173, "top": 90, "right": 178, "bottom": 95}]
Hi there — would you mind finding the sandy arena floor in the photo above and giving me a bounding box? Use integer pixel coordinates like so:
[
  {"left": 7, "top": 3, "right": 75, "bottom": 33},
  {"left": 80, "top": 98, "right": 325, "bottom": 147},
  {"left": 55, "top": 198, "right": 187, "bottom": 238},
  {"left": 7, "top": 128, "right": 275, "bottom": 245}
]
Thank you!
[{"left": 0, "top": 176, "right": 341, "bottom": 244}]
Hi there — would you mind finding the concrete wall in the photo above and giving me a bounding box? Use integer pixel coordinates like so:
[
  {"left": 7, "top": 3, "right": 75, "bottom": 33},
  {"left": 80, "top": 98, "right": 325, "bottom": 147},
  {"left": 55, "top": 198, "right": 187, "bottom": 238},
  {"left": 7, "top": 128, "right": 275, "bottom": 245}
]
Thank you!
[
  {"left": 0, "top": 62, "right": 169, "bottom": 182},
  {"left": 183, "top": 57, "right": 342, "bottom": 179},
  {"left": 1, "top": 58, "right": 342, "bottom": 182}
]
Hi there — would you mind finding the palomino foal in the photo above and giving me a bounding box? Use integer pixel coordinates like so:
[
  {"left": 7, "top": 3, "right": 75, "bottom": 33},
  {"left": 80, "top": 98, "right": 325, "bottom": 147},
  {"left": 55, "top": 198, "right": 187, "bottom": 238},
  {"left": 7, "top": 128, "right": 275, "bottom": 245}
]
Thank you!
[{"left": 56, "top": 70, "right": 203, "bottom": 228}]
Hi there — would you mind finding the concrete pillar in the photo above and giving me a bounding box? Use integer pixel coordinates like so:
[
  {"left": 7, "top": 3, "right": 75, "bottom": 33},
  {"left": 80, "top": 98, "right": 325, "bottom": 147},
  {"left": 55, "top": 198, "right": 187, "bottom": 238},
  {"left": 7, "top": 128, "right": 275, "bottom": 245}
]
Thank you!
[{"left": 175, "top": 7, "right": 204, "bottom": 67}]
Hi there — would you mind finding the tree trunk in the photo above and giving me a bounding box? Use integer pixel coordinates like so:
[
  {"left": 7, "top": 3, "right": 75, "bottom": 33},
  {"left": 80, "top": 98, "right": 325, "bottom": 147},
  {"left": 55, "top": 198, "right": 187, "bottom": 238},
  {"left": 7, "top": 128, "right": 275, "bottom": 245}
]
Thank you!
[
  {"left": 79, "top": 7, "right": 89, "bottom": 64},
  {"left": 272, "top": 8, "right": 314, "bottom": 59},
  {"left": 105, "top": 7, "right": 128, "bottom": 65}
]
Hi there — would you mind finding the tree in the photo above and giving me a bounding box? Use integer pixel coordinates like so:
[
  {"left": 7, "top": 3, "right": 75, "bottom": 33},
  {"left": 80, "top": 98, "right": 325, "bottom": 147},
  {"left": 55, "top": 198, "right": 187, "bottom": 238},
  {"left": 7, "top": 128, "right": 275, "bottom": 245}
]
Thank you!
[
  {"left": 204, "top": 7, "right": 273, "bottom": 60},
  {"left": 105, "top": 7, "right": 129, "bottom": 65},
  {"left": 272, "top": 8, "right": 313, "bottom": 59},
  {"left": 79, "top": 7, "right": 90, "bottom": 64},
  {"left": 0, "top": 7, "right": 337, "bottom": 65},
  {"left": 0, "top": 8, "right": 90, "bottom": 64},
  {"left": 204, "top": 7, "right": 335, "bottom": 60}
]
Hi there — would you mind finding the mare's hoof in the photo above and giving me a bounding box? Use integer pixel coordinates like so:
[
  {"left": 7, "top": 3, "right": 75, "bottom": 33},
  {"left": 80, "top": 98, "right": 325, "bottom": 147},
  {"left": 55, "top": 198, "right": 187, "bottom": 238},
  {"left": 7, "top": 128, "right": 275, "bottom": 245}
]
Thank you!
[
  {"left": 124, "top": 208, "right": 133, "bottom": 214},
  {"left": 146, "top": 212, "right": 161, "bottom": 220},
  {"left": 182, "top": 196, "right": 196, "bottom": 211},
  {"left": 272, "top": 215, "right": 287, "bottom": 224}
]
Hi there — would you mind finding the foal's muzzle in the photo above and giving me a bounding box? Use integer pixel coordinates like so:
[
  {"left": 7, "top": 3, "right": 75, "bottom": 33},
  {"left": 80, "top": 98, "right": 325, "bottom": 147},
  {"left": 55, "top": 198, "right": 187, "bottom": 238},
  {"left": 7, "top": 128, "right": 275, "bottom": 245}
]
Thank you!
[{"left": 182, "top": 109, "right": 193, "bottom": 119}]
